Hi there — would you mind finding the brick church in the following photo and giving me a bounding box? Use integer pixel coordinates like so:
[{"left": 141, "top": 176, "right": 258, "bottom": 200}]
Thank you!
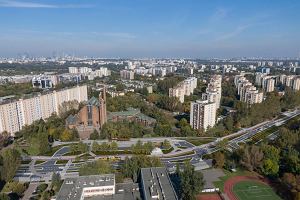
[{"left": 66, "top": 87, "right": 107, "bottom": 139}]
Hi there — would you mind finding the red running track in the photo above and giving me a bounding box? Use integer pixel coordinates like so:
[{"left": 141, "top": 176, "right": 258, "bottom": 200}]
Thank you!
[{"left": 223, "top": 176, "right": 269, "bottom": 200}]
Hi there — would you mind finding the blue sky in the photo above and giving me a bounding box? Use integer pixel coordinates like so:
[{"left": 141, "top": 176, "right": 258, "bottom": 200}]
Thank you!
[{"left": 0, "top": 0, "right": 299, "bottom": 58}]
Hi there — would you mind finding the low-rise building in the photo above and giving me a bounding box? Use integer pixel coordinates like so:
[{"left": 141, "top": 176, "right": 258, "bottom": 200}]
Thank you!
[
  {"left": 140, "top": 167, "right": 178, "bottom": 200},
  {"left": 107, "top": 107, "right": 156, "bottom": 127}
]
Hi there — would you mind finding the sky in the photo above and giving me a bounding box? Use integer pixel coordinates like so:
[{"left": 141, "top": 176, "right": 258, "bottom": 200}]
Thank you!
[{"left": 0, "top": 0, "right": 300, "bottom": 58}]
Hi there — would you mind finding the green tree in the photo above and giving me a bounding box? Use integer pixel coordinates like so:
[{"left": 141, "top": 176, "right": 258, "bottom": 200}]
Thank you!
[
  {"left": 60, "top": 129, "right": 73, "bottom": 141},
  {"left": 0, "top": 149, "right": 21, "bottom": 182},
  {"left": 213, "top": 152, "right": 225, "bottom": 168},
  {"left": 110, "top": 141, "right": 118, "bottom": 151},
  {"left": 162, "top": 139, "right": 171, "bottom": 149},
  {"left": 89, "top": 130, "right": 99, "bottom": 140},
  {"left": 51, "top": 173, "right": 62, "bottom": 192},
  {"left": 179, "top": 162, "right": 204, "bottom": 200},
  {"left": 79, "top": 160, "right": 113, "bottom": 176},
  {"left": 261, "top": 145, "right": 280, "bottom": 176}
]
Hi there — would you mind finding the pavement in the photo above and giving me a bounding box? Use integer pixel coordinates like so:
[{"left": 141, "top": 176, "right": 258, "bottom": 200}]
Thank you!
[
  {"left": 15, "top": 109, "right": 300, "bottom": 182},
  {"left": 22, "top": 182, "right": 38, "bottom": 200}
]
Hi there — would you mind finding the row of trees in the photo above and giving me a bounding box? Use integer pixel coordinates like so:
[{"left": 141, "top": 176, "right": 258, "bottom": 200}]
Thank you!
[
  {"left": 121, "top": 155, "right": 162, "bottom": 182},
  {"left": 171, "top": 162, "right": 205, "bottom": 200},
  {"left": 211, "top": 122, "right": 300, "bottom": 199},
  {"left": 131, "top": 141, "right": 154, "bottom": 155},
  {"left": 100, "top": 121, "right": 152, "bottom": 140},
  {"left": 15, "top": 114, "right": 81, "bottom": 156},
  {"left": 218, "top": 80, "right": 300, "bottom": 136},
  {"left": 92, "top": 141, "right": 118, "bottom": 152}
]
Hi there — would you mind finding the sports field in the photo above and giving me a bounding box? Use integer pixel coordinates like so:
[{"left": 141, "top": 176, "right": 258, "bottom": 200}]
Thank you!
[{"left": 233, "top": 181, "right": 281, "bottom": 200}]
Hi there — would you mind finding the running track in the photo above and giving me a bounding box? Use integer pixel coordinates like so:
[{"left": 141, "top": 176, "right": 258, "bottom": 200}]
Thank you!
[{"left": 224, "top": 176, "right": 269, "bottom": 200}]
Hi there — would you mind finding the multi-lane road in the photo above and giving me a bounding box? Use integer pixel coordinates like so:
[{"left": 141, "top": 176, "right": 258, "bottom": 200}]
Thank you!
[{"left": 15, "top": 109, "right": 300, "bottom": 182}]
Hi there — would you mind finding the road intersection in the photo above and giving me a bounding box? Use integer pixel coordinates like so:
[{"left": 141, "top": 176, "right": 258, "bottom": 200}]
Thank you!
[{"left": 14, "top": 109, "right": 300, "bottom": 182}]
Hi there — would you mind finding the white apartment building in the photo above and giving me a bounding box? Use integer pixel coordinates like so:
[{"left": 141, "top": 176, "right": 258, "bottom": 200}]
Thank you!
[
  {"left": 202, "top": 75, "right": 222, "bottom": 108},
  {"left": 262, "top": 78, "right": 275, "bottom": 92},
  {"left": 120, "top": 70, "right": 134, "bottom": 80},
  {"left": 202, "top": 90, "right": 220, "bottom": 109},
  {"left": 190, "top": 100, "right": 216, "bottom": 131},
  {"left": 169, "top": 86, "right": 185, "bottom": 103},
  {"left": 32, "top": 75, "right": 58, "bottom": 89},
  {"left": 0, "top": 85, "right": 88, "bottom": 135},
  {"left": 235, "top": 74, "right": 264, "bottom": 105},
  {"left": 292, "top": 78, "right": 300, "bottom": 91},
  {"left": 79, "top": 67, "right": 92, "bottom": 74},
  {"left": 68, "top": 67, "right": 79, "bottom": 74},
  {"left": 169, "top": 77, "right": 197, "bottom": 103}
]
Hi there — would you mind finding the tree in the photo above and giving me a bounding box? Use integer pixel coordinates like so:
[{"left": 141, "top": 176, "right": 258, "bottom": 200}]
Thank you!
[
  {"left": 51, "top": 173, "right": 62, "bottom": 192},
  {"left": 92, "top": 141, "right": 100, "bottom": 152},
  {"left": 216, "top": 139, "right": 228, "bottom": 151},
  {"left": 60, "top": 129, "right": 74, "bottom": 141},
  {"left": 162, "top": 139, "right": 171, "bottom": 149},
  {"left": 79, "top": 160, "right": 113, "bottom": 176},
  {"left": 0, "top": 193, "right": 9, "bottom": 200},
  {"left": 89, "top": 130, "right": 99, "bottom": 140},
  {"left": 261, "top": 145, "right": 280, "bottom": 176},
  {"left": 179, "top": 162, "right": 204, "bottom": 200},
  {"left": 0, "top": 148, "right": 21, "bottom": 182},
  {"left": 240, "top": 145, "right": 264, "bottom": 171},
  {"left": 121, "top": 155, "right": 162, "bottom": 181},
  {"left": 213, "top": 152, "right": 225, "bottom": 168},
  {"left": 110, "top": 141, "right": 118, "bottom": 151},
  {"left": 282, "top": 173, "right": 296, "bottom": 188}
]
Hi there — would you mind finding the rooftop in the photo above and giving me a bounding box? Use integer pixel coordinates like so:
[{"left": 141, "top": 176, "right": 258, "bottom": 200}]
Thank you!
[
  {"left": 140, "top": 167, "right": 178, "bottom": 200},
  {"left": 108, "top": 107, "right": 156, "bottom": 123},
  {"left": 56, "top": 174, "right": 115, "bottom": 200}
]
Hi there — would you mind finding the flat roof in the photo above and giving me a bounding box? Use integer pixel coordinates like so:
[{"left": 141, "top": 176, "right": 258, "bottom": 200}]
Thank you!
[
  {"left": 141, "top": 167, "right": 178, "bottom": 200},
  {"left": 86, "top": 183, "right": 141, "bottom": 200},
  {"left": 56, "top": 174, "right": 115, "bottom": 200}
]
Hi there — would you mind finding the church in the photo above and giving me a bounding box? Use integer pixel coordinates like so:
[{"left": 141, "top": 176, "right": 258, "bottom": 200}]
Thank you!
[{"left": 66, "top": 87, "right": 107, "bottom": 139}]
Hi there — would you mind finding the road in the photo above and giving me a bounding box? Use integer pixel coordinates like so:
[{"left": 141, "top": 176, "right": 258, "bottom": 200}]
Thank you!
[{"left": 15, "top": 109, "right": 300, "bottom": 182}]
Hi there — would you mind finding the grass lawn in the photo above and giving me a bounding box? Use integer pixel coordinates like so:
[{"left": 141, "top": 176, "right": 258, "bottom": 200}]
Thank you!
[
  {"left": 35, "top": 160, "right": 46, "bottom": 165},
  {"left": 250, "top": 126, "right": 279, "bottom": 143},
  {"left": 38, "top": 144, "right": 70, "bottom": 156},
  {"left": 161, "top": 150, "right": 195, "bottom": 158},
  {"left": 213, "top": 169, "right": 254, "bottom": 192},
  {"left": 162, "top": 147, "right": 174, "bottom": 154},
  {"left": 56, "top": 160, "right": 69, "bottom": 165},
  {"left": 233, "top": 181, "right": 281, "bottom": 200}
]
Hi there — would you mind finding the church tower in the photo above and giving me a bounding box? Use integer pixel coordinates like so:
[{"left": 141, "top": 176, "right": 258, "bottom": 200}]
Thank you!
[{"left": 99, "top": 86, "right": 107, "bottom": 128}]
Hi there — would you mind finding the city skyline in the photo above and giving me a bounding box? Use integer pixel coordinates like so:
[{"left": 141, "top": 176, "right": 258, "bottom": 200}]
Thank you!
[{"left": 0, "top": 0, "right": 300, "bottom": 58}]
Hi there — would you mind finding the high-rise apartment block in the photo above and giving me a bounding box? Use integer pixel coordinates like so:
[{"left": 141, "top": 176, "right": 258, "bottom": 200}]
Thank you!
[
  {"left": 169, "top": 77, "right": 197, "bottom": 103},
  {"left": 202, "top": 75, "right": 222, "bottom": 108},
  {"left": 120, "top": 70, "right": 135, "bottom": 80},
  {"left": 190, "top": 99, "right": 216, "bottom": 131},
  {"left": 235, "top": 74, "right": 263, "bottom": 105},
  {"left": 262, "top": 78, "right": 275, "bottom": 92},
  {"left": 0, "top": 85, "right": 88, "bottom": 135}
]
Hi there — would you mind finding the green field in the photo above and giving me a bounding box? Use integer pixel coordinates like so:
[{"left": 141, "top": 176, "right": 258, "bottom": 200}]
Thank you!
[
  {"left": 233, "top": 181, "right": 281, "bottom": 200},
  {"left": 213, "top": 169, "right": 254, "bottom": 192}
]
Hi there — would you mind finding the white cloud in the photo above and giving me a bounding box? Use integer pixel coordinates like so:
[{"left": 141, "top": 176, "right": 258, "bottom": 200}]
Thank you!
[
  {"left": 0, "top": 0, "right": 92, "bottom": 8},
  {"left": 215, "top": 25, "right": 251, "bottom": 41},
  {"left": 211, "top": 7, "right": 228, "bottom": 21}
]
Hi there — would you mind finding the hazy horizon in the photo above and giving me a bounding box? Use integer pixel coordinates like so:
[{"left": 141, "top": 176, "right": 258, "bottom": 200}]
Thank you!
[{"left": 0, "top": 0, "right": 300, "bottom": 58}]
